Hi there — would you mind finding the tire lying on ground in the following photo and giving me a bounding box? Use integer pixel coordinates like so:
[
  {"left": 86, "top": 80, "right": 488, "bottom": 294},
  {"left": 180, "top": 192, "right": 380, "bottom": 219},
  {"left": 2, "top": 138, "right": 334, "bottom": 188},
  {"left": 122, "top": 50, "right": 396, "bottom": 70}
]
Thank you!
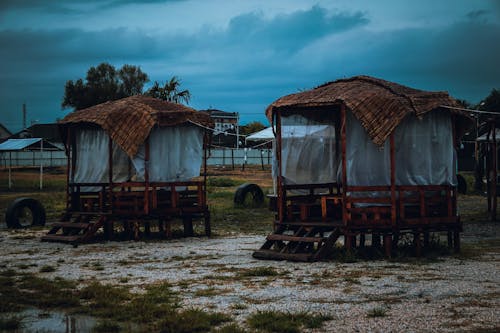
[
  {"left": 5, "top": 197, "right": 46, "bottom": 229},
  {"left": 234, "top": 183, "right": 264, "bottom": 207}
]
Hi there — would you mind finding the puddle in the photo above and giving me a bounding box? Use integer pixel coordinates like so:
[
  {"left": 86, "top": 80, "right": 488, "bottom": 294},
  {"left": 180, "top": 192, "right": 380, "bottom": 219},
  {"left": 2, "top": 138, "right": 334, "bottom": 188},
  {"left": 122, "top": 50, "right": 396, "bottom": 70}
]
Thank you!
[{"left": 8, "top": 308, "right": 96, "bottom": 333}]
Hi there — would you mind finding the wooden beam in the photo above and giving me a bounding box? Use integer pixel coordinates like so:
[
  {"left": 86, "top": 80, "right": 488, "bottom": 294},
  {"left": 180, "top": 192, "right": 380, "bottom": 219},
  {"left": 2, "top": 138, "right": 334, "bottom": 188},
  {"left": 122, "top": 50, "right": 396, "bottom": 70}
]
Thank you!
[
  {"left": 493, "top": 125, "right": 497, "bottom": 221},
  {"left": 144, "top": 137, "right": 150, "bottom": 215},
  {"left": 390, "top": 134, "right": 396, "bottom": 226},
  {"left": 341, "top": 104, "right": 348, "bottom": 226}
]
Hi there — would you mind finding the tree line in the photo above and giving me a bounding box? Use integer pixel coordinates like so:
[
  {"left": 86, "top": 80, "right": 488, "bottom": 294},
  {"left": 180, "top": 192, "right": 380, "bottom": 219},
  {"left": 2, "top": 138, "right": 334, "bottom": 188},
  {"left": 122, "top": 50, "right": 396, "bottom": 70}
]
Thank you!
[{"left": 62, "top": 62, "right": 191, "bottom": 110}]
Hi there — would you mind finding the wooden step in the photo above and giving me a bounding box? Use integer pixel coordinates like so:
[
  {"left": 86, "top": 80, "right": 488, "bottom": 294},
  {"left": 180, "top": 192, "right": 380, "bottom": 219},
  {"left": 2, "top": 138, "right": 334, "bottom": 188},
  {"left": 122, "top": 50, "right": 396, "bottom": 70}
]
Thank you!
[
  {"left": 41, "top": 235, "right": 80, "bottom": 243},
  {"left": 277, "top": 222, "right": 343, "bottom": 228},
  {"left": 266, "top": 234, "right": 325, "bottom": 243},
  {"left": 252, "top": 249, "right": 312, "bottom": 262},
  {"left": 51, "top": 222, "right": 93, "bottom": 229},
  {"left": 71, "top": 211, "right": 111, "bottom": 215}
]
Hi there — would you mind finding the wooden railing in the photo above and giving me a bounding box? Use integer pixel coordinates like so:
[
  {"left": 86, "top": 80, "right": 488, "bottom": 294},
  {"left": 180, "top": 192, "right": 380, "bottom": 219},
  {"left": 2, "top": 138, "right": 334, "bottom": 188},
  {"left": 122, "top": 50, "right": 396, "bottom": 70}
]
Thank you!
[{"left": 68, "top": 181, "right": 206, "bottom": 217}]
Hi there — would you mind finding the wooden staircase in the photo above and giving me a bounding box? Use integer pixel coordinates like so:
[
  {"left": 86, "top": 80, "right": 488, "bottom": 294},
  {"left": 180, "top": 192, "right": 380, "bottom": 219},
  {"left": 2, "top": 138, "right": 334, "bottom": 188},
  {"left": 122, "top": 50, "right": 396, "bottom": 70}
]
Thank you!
[
  {"left": 41, "top": 212, "right": 108, "bottom": 245},
  {"left": 253, "top": 223, "right": 342, "bottom": 262}
]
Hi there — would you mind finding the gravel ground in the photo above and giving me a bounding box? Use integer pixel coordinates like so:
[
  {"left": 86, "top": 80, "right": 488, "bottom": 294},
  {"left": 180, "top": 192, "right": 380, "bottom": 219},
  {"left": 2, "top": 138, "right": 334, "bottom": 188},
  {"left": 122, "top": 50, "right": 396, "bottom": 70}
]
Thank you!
[{"left": 0, "top": 225, "right": 499, "bottom": 332}]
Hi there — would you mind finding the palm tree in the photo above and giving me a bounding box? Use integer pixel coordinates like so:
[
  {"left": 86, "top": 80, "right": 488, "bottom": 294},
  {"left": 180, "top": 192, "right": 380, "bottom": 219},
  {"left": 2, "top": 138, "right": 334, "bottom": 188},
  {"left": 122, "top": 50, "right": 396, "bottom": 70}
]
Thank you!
[{"left": 145, "top": 76, "right": 191, "bottom": 104}]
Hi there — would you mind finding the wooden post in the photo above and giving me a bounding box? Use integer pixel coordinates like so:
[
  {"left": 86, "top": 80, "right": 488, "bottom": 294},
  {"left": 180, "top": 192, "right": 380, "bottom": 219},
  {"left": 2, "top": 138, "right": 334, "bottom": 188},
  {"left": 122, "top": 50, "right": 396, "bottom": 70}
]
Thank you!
[
  {"left": 341, "top": 104, "right": 348, "bottom": 226},
  {"left": 390, "top": 134, "right": 396, "bottom": 227},
  {"left": 275, "top": 112, "right": 284, "bottom": 224},
  {"left": 492, "top": 125, "right": 497, "bottom": 221},
  {"left": 108, "top": 137, "right": 114, "bottom": 214},
  {"left": 144, "top": 137, "right": 150, "bottom": 215},
  {"left": 414, "top": 232, "right": 422, "bottom": 257},
  {"left": 383, "top": 234, "right": 392, "bottom": 258}
]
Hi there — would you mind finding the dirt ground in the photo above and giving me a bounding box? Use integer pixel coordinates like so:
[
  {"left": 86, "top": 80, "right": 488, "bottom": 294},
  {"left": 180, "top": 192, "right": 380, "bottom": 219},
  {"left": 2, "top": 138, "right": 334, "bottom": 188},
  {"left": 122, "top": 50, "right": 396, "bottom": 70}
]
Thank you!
[{"left": 0, "top": 167, "right": 499, "bottom": 332}]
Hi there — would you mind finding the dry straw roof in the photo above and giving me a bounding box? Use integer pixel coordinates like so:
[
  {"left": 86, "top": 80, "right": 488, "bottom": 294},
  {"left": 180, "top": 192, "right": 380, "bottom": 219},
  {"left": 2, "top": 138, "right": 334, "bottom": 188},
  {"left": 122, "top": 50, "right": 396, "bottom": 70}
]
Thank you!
[
  {"left": 60, "top": 95, "right": 214, "bottom": 157},
  {"left": 266, "top": 75, "right": 472, "bottom": 146}
]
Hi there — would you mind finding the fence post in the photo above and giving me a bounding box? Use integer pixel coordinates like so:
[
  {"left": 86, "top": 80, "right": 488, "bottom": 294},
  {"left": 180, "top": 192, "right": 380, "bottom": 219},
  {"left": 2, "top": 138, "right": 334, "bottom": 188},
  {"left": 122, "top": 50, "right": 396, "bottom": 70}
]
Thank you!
[{"left": 231, "top": 148, "right": 235, "bottom": 170}]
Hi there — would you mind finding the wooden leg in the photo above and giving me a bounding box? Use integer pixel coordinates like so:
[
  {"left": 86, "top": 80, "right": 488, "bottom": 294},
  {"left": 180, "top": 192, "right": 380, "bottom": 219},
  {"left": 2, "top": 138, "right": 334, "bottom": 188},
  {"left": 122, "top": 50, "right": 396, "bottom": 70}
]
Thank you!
[
  {"left": 345, "top": 234, "right": 353, "bottom": 251},
  {"left": 144, "top": 222, "right": 151, "bottom": 236},
  {"left": 133, "top": 221, "right": 140, "bottom": 241},
  {"left": 165, "top": 220, "right": 172, "bottom": 238},
  {"left": 447, "top": 231, "right": 453, "bottom": 249},
  {"left": 204, "top": 211, "right": 211, "bottom": 237},
  {"left": 392, "top": 231, "right": 400, "bottom": 251},
  {"left": 372, "top": 233, "right": 381, "bottom": 248},
  {"left": 183, "top": 216, "right": 194, "bottom": 237},
  {"left": 453, "top": 230, "right": 461, "bottom": 253},
  {"left": 423, "top": 232, "right": 430, "bottom": 248},
  {"left": 359, "top": 233, "right": 366, "bottom": 248},
  {"left": 383, "top": 234, "right": 392, "bottom": 258},
  {"left": 414, "top": 232, "right": 422, "bottom": 257}
]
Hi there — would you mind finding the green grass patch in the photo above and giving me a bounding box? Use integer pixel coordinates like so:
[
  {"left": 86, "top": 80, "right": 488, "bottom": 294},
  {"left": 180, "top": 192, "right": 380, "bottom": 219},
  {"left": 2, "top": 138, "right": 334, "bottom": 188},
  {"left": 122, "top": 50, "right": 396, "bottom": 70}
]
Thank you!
[
  {"left": 236, "top": 266, "right": 283, "bottom": 278},
  {"left": 247, "top": 310, "right": 332, "bottom": 333},
  {"left": 367, "top": 306, "right": 388, "bottom": 318},
  {"left": 0, "top": 315, "right": 23, "bottom": 331},
  {"left": 92, "top": 319, "right": 122, "bottom": 333},
  {"left": 155, "top": 308, "right": 231, "bottom": 333},
  {"left": 207, "top": 177, "right": 242, "bottom": 188},
  {"left": 39, "top": 265, "right": 56, "bottom": 273}
]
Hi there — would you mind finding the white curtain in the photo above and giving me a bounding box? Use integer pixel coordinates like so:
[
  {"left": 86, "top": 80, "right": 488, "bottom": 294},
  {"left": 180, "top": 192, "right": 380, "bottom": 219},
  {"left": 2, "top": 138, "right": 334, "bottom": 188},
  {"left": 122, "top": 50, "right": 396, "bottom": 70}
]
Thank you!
[
  {"left": 132, "top": 126, "right": 204, "bottom": 182},
  {"left": 275, "top": 114, "right": 338, "bottom": 185},
  {"left": 344, "top": 110, "right": 457, "bottom": 187},
  {"left": 73, "top": 128, "right": 130, "bottom": 191}
]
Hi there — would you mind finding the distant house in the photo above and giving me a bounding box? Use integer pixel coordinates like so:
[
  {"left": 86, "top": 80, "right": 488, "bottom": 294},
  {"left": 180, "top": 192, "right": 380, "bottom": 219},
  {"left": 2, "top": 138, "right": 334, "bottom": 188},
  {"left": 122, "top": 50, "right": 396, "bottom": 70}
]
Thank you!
[
  {"left": 0, "top": 123, "right": 12, "bottom": 141},
  {"left": 10, "top": 123, "right": 62, "bottom": 146},
  {"left": 200, "top": 109, "right": 240, "bottom": 147}
]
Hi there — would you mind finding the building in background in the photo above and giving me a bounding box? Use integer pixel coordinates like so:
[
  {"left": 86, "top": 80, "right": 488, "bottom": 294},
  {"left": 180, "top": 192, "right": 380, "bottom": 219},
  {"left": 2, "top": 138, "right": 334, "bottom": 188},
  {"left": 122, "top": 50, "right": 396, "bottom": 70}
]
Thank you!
[
  {"left": 0, "top": 123, "right": 12, "bottom": 142},
  {"left": 200, "top": 109, "right": 240, "bottom": 147}
]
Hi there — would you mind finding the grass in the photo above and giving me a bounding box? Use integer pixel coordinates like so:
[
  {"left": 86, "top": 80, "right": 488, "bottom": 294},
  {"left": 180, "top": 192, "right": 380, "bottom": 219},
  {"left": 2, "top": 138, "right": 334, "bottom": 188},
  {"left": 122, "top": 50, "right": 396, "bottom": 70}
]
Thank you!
[
  {"left": 155, "top": 308, "right": 232, "bottom": 333},
  {"left": 0, "top": 315, "right": 23, "bottom": 331},
  {"left": 247, "top": 310, "right": 333, "bottom": 333},
  {"left": 366, "top": 306, "right": 388, "bottom": 318},
  {"left": 235, "top": 266, "right": 284, "bottom": 278},
  {"left": 39, "top": 265, "right": 56, "bottom": 273}
]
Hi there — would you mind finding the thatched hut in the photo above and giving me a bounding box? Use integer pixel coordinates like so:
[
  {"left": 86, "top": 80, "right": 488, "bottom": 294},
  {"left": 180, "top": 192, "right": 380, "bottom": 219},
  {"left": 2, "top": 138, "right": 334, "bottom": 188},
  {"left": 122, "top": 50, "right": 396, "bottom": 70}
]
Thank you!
[
  {"left": 42, "top": 95, "right": 214, "bottom": 244},
  {"left": 254, "top": 75, "right": 473, "bottom": 261}
]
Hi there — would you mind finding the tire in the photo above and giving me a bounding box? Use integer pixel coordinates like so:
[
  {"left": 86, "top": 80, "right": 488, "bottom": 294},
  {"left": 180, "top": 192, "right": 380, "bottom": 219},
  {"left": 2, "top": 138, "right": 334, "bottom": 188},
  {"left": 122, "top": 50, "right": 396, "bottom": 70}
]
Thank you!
[
  {"left": 234, "top": 183, "right": 264, "bottom": 207},
  {"left": 5, "top": 197, "right": 46, "bottom": 229},
  {"left": 457, "top": 174, "right": 467, "bottom": 195}
]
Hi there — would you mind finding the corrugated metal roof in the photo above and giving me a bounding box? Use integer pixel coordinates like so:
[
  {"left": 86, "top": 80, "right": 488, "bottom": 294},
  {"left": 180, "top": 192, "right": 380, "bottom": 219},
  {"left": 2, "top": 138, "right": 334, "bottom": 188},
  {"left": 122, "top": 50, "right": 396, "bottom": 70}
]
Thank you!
[{"left": 0, "top": 138, "right": 41, "bottom": 151}]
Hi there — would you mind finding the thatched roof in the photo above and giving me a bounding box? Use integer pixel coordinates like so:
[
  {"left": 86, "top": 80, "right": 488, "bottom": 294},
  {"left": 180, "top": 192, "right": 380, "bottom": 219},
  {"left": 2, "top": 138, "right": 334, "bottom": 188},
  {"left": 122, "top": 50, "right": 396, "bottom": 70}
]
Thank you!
[
  {"left": 266, "top": 75, "right": 473, "bottom": 146},
  {"left": 60, "top": 95, "right": 214, "bottom": 157}
]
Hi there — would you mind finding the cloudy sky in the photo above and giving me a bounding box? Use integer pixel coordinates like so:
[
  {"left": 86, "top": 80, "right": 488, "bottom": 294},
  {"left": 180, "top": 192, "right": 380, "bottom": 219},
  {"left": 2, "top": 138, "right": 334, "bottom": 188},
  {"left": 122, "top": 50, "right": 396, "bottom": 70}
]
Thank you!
[{"left": 1, "top": 0, "right": 499, "bottom": 132}]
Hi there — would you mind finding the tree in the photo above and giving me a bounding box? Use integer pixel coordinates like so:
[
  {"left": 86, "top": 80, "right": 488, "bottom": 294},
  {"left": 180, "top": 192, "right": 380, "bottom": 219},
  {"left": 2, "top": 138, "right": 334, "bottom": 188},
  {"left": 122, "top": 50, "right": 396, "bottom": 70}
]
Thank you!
[
  {"left": 240, "top": 121, "right": 267, "bottom": 136},
  {"left": 62, "top": 62, "right": 149, "bottom": 110},
  {"left": 478, "top": 88, "right": 500, "bottom": 112},
  {"left": 144, "top": 76, "right": 191, "bottom": 104}
]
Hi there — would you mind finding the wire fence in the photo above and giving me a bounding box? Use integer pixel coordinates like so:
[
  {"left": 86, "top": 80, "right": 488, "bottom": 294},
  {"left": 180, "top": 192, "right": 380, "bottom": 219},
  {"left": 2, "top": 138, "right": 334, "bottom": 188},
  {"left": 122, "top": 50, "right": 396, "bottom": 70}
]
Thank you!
[{"left": 0, "top": 147, "right": 273, "bottom": 169}]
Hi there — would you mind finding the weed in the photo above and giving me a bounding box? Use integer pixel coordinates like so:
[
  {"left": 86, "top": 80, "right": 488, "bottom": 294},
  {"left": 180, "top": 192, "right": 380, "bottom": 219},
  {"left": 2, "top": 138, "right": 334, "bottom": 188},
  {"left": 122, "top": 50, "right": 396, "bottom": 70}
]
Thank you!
[
  {"left": 92, "top": 319, "right": 122, "bottom": 333},
  {"left": 214, "top": 323, "right": 248, "bottom": 333},
  {"left": 247, "top": 310, "right": 332, "bottom": 333},
  {"left": 39, "top": 265, "right": 56, "bottom": 273},
  {"left": 236, "top": 266, "right": 283, "bottom": 278},
  {"left": 207, "top": 177, "right": 240, "bottom": 187},
  {"left": 230, "top": 303, "right": 248, "bottom": 310},
  {"left": 367, "top": 306, "right": 388, "bottom": 318},
  {"left": 194, "top": 287, "right": 223, "bottom": 297},
  {"left": 155, "top": 308, "right": 231, "bottom": 333},
  {"left": 0, "top": 315, "right": 23, "bottom": 331}
]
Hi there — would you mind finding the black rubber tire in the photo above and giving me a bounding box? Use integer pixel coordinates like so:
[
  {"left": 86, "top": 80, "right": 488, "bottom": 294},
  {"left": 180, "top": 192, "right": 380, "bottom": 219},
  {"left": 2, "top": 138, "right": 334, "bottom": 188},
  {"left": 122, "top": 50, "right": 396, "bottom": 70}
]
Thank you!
[
  {"left": 234, "top": 183, "right": 264, "bottom": 207},
  {"left": 457, "top": 174, "right": 467, "bottom": 195},
  {"left": 5, "top": 197, "right": 46, "bottom": 229}
]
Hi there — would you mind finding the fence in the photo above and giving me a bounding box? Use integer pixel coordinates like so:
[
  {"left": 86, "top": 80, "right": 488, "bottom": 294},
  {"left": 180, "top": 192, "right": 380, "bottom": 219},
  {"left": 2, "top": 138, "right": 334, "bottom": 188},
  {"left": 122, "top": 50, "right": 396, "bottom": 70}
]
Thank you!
[
  {"left": 0, "top": 148, "right": 273, "bottom": 169},
  {"left": 0, "top": 151, "right": 67, "bottom": 168}
]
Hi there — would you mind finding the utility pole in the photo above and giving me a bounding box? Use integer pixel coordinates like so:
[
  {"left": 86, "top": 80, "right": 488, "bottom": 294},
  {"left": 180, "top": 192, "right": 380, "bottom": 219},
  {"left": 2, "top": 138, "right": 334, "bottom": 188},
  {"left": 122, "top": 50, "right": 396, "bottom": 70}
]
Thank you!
[{"left": 22, "top": 103, "right": 27, "bottom": 129}]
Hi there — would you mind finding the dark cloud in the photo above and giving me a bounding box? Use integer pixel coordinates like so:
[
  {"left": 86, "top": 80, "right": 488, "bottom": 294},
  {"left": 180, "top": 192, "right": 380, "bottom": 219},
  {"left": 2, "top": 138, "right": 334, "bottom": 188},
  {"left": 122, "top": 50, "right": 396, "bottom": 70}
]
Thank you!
[
  {"left": 1, "top": 4, "right": 499, "bottom": 131},
  {"left": 225, "top": 6, "right": 368, "bottom": 52}
]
